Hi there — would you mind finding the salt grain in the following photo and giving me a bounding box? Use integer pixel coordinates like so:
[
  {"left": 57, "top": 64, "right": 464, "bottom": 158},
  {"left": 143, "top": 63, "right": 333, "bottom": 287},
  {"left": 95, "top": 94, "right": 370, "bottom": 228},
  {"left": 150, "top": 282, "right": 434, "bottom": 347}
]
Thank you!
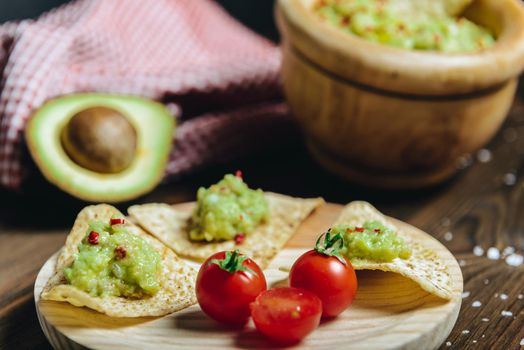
[
  {"left": 487, "top": 247, "right": 500, "bottom": 260},
  {"left": 477, "top": 149, "right": 492, "bottom": 163},
  {"left": 473, "top": 246, "right": 484, "bottom": 256},
  {"left": 481, "top": 318, "right": 489, "bottom": 322},
  {"left": 503, "top": 173, "right": 517, "bottom": 186},
  {"left": 505, "top": 253, "right": 524, "bottom": 267},
  {"left": 520, "top": 338, "right": 524, "bottom": 346},
  {"left": 502, "top": 246, "right": 515, "bottom": 257},
  {"left": 444, "top": 232, "right": 453, "bottom": 241},
  {"left": 462, "top": 330, "right": 470, "bottom": 334},
  {"left": 518, "top": 294, "right": 523, "bottom": 300},
  {"left": 472, "top": 340, "right": 477, "bottom": 344},
  {"left": 457, "top": 154, "right": 473, "bottom": 169},
  {"left": 459, "top": 260, "right": 467, "bottom": 267},
  {"left": 472, "top": 301, "right": 482, "bottom": 307},
  {"left": 500, "top": 293, "right": 508, "bottom": 300},
  {"left": 446, "top": 341, "right": 452, "bottom": 347},
  {"left": 484, "top": 279, "right": 490, "bottom": 285},
  {"left": 501, "top": 310, "right": 513, "bottom": 317},
  {"left": 461, "top": 291, "right": 471, "bottom": 299}
]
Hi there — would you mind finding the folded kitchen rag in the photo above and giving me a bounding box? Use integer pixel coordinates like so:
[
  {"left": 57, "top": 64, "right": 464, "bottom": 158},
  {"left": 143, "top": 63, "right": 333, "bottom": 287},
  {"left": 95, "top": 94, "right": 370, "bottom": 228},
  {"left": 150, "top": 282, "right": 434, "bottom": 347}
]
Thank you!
[{"left": 0, "top": 0, "right": 296, "bottom": 190}]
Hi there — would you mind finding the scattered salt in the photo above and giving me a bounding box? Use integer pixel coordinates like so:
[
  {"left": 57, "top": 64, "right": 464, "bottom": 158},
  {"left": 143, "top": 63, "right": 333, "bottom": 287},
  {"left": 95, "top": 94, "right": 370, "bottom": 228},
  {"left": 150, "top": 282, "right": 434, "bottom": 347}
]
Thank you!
[
  {"left": 472, "top": 340, "right": 477, "bottom": 344},
  {"left": 503, "top": 173, "right": 517, "bottom": 186},
  {"left": 487, "top": 247, "right": 500, "bottom": 260},
  {"left": 462, "top": 330, "right": 470, "bottom": 334},
  {"left": 477, "top": 149, "right": 492, "bottom": 163},
  {"left": 495, "top": 293, "right": 499, "bottom": 298},
  {"left": 481, "top": 318, "right": 489, "bottom": 322},
  {"left": 505, "top": 253, "right": 524, "bottom": 267},
  {"left": 473, "top": 246, "right": 484, "bottom": 256},
  {"left": 459, "top": 259, "right": 467, "bottom": 267},
  {"left": 503, "top": 128, "right": 518, "bottom": 143},
  {"left": 501, "top": 310, "right": 513, "bottom": 317},
  {"left": 472, "top": 301, "right": 482, "bottom": 307},
  {"left": 482, "top": 334, "right": 485, "bottom": 338},
  {"left": 500, "top": 293, "right": 508, "bottom": 300},
  {"left": 446, "top": 341, "right": 452, "bottom": 347},
  {"left": 518, "top": 294, "right": 523, "bottom": 300},
  {"left": 444, "top": 232, "right": 453, "bottom": 241},
  {"left": 461, "top": 291, "right": 471, "bottom": 299},
  {"left": 502, "top": 246, "right": 515, "bottom": 256},
  {"left": 484, "top": 279, "right": 490, "bottom": 285},
  {"left": 520, "top": 338, "right": 524, "bottom": 346}
]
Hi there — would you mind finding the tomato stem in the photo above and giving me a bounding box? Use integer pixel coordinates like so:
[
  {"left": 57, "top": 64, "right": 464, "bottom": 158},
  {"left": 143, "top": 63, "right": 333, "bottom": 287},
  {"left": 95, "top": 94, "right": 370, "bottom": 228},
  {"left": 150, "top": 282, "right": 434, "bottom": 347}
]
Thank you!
[
  {"left": 209, "top": 250, "right": 256, "bottom": 275},
  {"left": 314, "top": 230, "right": 346, "bottom": 264}
]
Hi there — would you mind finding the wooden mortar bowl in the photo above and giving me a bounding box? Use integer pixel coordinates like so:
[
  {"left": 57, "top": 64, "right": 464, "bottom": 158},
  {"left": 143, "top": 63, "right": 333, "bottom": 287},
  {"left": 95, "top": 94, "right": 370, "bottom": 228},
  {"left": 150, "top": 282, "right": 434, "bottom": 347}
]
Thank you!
[{"left": 276, "top": 0, "right": 524, "bottom": 188}]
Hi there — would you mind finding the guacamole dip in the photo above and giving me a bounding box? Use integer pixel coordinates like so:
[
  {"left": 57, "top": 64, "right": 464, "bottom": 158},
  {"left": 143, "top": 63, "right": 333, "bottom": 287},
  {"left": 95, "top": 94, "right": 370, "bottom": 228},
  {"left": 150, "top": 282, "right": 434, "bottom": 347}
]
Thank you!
[
  {"left": 332, "top": 220, "right": 411, "bottom": 262},
  {"left": 64, "top": 219, "right": 161, "bottom": 298},
  {"left": 190, "top": 173, "right": 269, "bottom": 242},
  {"left": 315, "top": 0, "right": 495, "bottom": 52}
]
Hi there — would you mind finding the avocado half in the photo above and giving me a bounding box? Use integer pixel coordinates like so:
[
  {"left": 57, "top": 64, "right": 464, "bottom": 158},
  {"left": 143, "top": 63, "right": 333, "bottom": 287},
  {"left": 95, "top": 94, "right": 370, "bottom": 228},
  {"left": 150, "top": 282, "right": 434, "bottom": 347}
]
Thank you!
[{"left": 25, "top": 94, "right": 175, "bottom": 202}]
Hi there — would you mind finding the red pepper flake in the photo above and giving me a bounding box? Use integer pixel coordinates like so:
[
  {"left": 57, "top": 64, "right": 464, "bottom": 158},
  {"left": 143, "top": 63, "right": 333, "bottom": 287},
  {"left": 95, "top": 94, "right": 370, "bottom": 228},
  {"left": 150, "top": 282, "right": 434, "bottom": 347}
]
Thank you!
[
  {"left": 355, "top": 227, "right": 364, "bottom": 232},
  {"left": 345, "top": 228, "right": 353, "bottom": 233},
  {"left": 114, "top": 246, "right": 127, "bottom": 260},
  {"left": 340, "top": 16, "right": 350, "bottom": 26},
  {"left": 234, "top": 233, "right": 246, "bottom": 245},
  {"left": 239, "top": 214, "right": 244, "bottom": 221},
  {"left": 110, "top": 217, "right": 125, "bottom": 226},
  {"left": 88, "top": 231, "right": 99, "bottom": 245},
  {"left": 235, "top": 170, "right": 243, "bottom": 178},
  {"left": 374, "top": 228, "right": 381, "bottom": 233}
]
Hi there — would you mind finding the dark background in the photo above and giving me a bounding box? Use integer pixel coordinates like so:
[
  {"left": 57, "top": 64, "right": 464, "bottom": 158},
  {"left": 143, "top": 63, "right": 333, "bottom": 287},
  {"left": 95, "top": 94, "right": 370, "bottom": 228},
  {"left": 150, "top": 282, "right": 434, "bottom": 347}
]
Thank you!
[{"left": 0, "top": 0, "right": 279, "bottom": 41}]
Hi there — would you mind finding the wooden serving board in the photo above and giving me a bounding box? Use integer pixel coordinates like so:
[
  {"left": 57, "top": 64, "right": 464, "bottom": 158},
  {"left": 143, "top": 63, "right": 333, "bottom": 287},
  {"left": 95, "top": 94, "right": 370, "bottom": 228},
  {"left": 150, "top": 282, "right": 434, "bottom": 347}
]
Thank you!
[{"left": 34, "top": 202, "right": 463, "bottom": 350}]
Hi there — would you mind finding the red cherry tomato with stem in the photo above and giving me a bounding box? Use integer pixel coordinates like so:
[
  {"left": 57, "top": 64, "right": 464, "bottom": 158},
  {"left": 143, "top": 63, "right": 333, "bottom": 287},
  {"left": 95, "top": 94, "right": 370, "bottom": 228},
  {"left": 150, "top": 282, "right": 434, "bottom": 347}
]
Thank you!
[
  {"left": 290, "top": 230, "right": 357, "bottom": 318},
  {"left": 250, "top": 287, "right": 322, "bottom": 344},
  {"left": 196, "top": 250, "right": 266, "bottom": 325}
]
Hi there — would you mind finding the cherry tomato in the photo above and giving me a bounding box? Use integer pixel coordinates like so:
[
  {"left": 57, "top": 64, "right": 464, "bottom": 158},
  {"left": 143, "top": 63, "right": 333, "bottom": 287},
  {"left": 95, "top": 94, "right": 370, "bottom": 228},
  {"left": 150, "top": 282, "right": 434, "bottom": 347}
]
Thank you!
[
  {"left": 196, "top": 250, "right": 266, "bottom": 325},
  {"left": 250, "top": 287, "right": 322, "bottom": 344},
  {"left": 290, "top": 231, "right": 357, "bottom": 318}
]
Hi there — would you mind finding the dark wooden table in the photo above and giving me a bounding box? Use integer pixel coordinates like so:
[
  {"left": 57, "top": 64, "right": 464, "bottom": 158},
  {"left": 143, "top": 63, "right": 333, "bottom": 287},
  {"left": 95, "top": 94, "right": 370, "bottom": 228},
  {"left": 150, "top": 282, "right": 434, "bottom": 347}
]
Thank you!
[{"left": 2, "top": 87, "right": 524, "bottom": 350}]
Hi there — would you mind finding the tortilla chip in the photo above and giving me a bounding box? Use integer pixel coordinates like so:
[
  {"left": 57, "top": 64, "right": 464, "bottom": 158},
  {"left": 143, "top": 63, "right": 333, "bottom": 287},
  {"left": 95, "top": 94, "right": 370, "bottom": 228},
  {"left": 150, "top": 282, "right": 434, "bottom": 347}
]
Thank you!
[
  {"left": 41, "top": 204, "right": 197, "bottom": 317},
  {"left": 335, "top": 201, "right": 453, "bottom": 300},
  {"left": 128, "top": 193, "right": 324, "bottom": 269}
]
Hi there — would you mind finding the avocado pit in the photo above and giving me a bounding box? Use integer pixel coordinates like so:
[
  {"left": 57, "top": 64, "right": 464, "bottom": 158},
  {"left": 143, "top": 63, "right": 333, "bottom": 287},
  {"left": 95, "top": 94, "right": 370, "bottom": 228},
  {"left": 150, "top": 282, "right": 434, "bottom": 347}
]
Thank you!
[{"left": 61, "top": 106, "right": 137, "bottom": 173}]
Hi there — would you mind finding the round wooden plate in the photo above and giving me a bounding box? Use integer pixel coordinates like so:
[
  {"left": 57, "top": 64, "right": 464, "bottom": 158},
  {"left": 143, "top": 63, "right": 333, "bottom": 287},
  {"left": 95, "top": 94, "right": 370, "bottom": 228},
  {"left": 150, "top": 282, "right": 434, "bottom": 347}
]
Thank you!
[{"left": 34, "top": 202, "right": 463, "bottom": 350}]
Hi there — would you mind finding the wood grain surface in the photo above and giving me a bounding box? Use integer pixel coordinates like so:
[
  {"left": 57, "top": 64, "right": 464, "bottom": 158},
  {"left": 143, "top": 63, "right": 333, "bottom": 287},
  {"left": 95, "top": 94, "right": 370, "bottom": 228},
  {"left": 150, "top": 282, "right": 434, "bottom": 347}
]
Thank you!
[
  {"left": 34, "top": 202, "right": 462, "bottom": 350},
  {"left": 2, "top": 90, "right": 524, "bottom": 350}
]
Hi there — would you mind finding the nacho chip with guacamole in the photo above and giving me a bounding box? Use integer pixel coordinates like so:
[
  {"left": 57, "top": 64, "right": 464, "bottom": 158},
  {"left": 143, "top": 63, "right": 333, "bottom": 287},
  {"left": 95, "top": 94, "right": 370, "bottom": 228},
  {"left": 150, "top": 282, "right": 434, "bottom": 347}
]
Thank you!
[
  {"left": 333, "top": 201, "right": 453, "bottom": 300},
  {"left": 40, "top": 204, "right": 197, "bottom": 317},
  {"left": 129, "top": 191, "right": 324, "bottom": 269}
]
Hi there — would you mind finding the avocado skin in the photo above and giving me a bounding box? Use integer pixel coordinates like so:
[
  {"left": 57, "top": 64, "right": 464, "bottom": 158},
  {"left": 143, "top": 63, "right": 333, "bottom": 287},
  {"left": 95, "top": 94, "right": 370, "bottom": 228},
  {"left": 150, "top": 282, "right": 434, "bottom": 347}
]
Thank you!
[{"left": 25, "top": 93, "right": 175, "bottom": 203}]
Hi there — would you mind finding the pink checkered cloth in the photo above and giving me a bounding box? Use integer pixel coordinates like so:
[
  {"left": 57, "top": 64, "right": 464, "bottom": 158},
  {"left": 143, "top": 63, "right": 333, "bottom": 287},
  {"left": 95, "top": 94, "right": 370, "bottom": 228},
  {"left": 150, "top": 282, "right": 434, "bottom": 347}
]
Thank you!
[{"left": 0, "top": 0, "right": 294, "bottom": 190}]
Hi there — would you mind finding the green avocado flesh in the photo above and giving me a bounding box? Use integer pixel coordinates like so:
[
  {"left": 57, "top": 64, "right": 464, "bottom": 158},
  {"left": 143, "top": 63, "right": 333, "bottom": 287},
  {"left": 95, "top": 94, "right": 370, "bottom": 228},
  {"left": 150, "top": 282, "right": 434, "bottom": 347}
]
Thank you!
[
  {"left": 315, "top": 0, "right": 495, "bottom": 53},
  {"left": 64, "top": 220, "right": 161, "bottom": 297},
  {"left": 25, "top": 94, "right": 175, "bottom": 203},
  {"left": 331, "top": 220, "right": 411, "bottom": 262},
  {"left": 190, "top": 174, "right": 269, "bottom": 242}
]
